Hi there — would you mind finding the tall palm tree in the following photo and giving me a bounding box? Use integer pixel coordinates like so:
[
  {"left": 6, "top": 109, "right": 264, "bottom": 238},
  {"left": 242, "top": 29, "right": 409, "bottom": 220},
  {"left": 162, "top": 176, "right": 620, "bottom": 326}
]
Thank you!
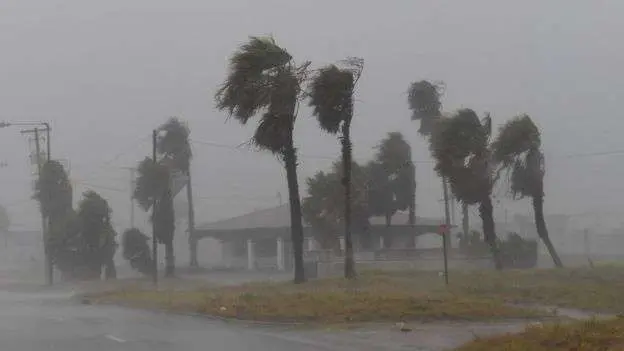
[
  {"left": 407, "top": 80, "right": 453, "bottom": 248},
  {"left": 430, "top": 109, "right": 503, "bottom": 270},
  {"left": 308, "top": 58, "right": 363, "bottom": 279},
  {"left": 133, "top": 157, "right": 176, "bottom": 276},
  {"left": 492, "top": 114, "right": 563, "bottom": 267},
  {"left": 215, "top": 36, "right": 310, "bottom": 283},
  {"left": 156, "top": 117, "right": 197, "bottom": 267}
]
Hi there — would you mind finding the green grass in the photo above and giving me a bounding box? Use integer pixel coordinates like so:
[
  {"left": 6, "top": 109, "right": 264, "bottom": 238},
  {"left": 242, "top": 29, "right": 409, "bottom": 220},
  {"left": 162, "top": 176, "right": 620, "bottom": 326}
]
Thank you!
[{"left": 456, "top": 317, "right": 624, "bottom": 351}]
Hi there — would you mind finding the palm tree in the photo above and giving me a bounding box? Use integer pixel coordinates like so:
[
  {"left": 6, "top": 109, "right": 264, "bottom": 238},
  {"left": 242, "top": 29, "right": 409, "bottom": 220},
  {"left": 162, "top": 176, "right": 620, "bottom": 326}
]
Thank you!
[
  {"left": 156, "top": 117, "right": 197, "bottom": 267},
  {"left": 34, "top": 160, "right": 73, "bottom": 281},
  {"left": 374, "top": 132, "right": 416, "bottom": 226},
  {"left": 407, "top": 80, "right": 443, "bottom": 136},
  {"left": 407, "top": 80, "right": 453, "bottom": 248},
  {"left": 34, "top": 160, "right": 73, "bottom": 221},
  {"left": 133, "top": 157, "right": 176, "bottom": 276},
  {"left": 215, "top": 36, "right": 310, "bottom": 283},
  {"left": 492, "top": 114, "right": 563, "bottom": 267},
  {"left": 77, "top": 190, "right": 117, "bottom": 279},
  {"left": 430, "top": 109, "right": 503, "bottom": 270},
  {"left": 308, "top": 58, "right": 363, "bottom": 279},
  {"left": 122, "top": 228, "right": 154, "bottom": 276}
]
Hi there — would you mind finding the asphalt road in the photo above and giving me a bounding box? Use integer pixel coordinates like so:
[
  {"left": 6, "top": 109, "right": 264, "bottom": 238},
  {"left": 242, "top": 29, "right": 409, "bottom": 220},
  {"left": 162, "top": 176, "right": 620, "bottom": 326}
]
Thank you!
[{"left": 0, "top": 288, "right": 358, "bottom": 351}]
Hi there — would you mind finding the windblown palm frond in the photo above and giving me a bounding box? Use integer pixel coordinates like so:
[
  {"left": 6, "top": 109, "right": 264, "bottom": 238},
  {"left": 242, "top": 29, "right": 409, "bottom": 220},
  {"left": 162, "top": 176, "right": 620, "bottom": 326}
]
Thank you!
[
  {"left": 430, "top": 109, "right": 492, "bottom": 205},
  {"left": 308, "top": 61, "right": 360, "bottom": 133},
  {"left": 34, "top": 160, "right": 73, "bottom": 218},
  {"left": 215, "top": 37, "right": 293, "bottom": 122},
  {"left": 492, "top": 114, "right": 544, "bottom": 199},
  {"left": 157, "top": 117, "right": 192, "bottom": 172},
  {"left": 407, "top": 80, "right": 443, "bottom": 135},
  {"left": 509, "top": 148, "right": 544, "bottom": 199},
  {"left": 308, "top": 58, "right": 362, "bottom": 133},
  {"left": 133, "top": 157, "right": 170, "bottom": 211},
  {"left": 252, "top": 67, "right": 298, "bottom": 153},
  {"left": 492, "top": 114, "right": 541, "bottom": 166}
]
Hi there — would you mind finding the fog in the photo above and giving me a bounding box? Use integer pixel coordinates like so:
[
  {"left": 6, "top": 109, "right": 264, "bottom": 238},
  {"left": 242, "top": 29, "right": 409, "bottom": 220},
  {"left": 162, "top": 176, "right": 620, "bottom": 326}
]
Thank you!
[{"left": 0, "top": 0, "right": 623, "bottom": 239}]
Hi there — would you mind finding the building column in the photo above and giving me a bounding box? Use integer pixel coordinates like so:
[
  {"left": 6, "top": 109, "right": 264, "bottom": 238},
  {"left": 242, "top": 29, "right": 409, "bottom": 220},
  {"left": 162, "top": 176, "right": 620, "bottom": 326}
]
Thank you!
[
  {"left": 306, "top": 237, "right": 315, "bottom": 252},
  {"left": 276, "top": 237, "right": 285, "bottom": 271},
  {"left": 246, "top": 239, "right": 255, "bottom": 270}
]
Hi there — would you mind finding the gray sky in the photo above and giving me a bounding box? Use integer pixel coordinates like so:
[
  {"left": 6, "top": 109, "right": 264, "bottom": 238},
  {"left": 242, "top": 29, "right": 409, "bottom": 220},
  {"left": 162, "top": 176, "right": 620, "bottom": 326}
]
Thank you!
[{"left": 1, "top": 0, "right": 623, "bottom": 232}]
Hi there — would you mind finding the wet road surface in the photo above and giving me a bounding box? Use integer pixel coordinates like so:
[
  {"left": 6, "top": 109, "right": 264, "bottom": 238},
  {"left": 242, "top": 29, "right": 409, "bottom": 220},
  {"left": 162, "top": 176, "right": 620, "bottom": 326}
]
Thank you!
[
  {"left": 0, "top": 285, "right": 575, "bottom": 350},
  {"left": 0, "top": 288, "right": 356, "bottom": 351}
]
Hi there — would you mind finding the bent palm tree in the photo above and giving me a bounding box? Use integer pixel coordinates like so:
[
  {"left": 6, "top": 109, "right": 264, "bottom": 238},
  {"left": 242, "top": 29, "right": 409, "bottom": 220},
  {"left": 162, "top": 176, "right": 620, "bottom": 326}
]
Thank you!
[
  {"left": 492, "top": 114, "right": 563, "bottom": 267},
  {"left": 133, "top": 157, "right": 176, "bottom": 276},
  {"left": 430, "top": 109, "right": 503, "bottom": 269},
  {"left": 215, "top": 36, "right": 309, "bottom": 283},
  {"left": 156, "top": 118, "right": 197, "bottom": 267},
  {"left": 308, "top": 58, "right": 363, "bottom": 279}
]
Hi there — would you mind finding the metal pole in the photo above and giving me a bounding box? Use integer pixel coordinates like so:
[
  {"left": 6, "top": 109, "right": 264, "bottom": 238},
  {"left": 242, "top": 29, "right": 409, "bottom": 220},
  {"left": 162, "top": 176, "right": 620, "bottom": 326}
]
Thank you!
[
  {"left": 129, "top": 168, "right": 136, "bottom": 228},
  {"left": 44, "top": 123, "right": 53, "bottom": 285},
  {"left": 44, "top": 123, "right": 51, "bottom": 162},
  {"left": 32, "top": 128, "right": 52, "bottom": 285},
  {"left": 441, "top": 177, "right": 451, "bottom": 286},
  {"left": 152, "top": 130, "right": 158, "bottom": 286}
]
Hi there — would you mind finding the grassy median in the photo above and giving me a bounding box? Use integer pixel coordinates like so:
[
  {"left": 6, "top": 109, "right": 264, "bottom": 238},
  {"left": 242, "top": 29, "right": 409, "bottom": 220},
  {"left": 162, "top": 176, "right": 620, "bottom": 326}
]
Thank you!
[
  {"left": 84, "top": 265, "right": 624, "bottom": 324},
  {"left": 456, "top": 317, "right": 624, "bottom": 351}
]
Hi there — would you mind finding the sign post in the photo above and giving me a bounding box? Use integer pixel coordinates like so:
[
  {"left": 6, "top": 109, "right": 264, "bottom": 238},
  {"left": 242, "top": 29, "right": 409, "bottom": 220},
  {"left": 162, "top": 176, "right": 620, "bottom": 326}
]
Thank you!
[{"left": 438, "top": 224, "right": 449, "bottom": 285}]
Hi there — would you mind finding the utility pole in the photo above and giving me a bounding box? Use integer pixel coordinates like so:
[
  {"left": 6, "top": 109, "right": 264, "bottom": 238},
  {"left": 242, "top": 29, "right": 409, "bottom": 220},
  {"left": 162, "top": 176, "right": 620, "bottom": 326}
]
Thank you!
[
  {"left": 441, "top": 177, "right": 451, "bottom": 285},
  {"left": 151, "top": 130, "right": 158, "bottom": 286},
  {"left": 21, "top": 127, "right": 52, "bottom": 285},
  {"left": 2, "top": 121, "right": 53, "bottom": 285}
]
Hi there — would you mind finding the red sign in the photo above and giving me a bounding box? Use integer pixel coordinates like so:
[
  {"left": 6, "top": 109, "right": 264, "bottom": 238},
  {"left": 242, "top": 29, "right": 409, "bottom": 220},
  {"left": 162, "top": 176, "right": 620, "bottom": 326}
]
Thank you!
[{"left": 438, "top": 224, "right": 449, "bottom": 236}]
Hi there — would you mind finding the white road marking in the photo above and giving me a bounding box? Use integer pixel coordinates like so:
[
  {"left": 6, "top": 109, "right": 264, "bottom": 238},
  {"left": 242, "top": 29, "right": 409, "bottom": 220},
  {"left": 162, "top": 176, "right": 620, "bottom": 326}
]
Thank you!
[{"left": 105, "top": 335, "right": 126, "bottom": 343}]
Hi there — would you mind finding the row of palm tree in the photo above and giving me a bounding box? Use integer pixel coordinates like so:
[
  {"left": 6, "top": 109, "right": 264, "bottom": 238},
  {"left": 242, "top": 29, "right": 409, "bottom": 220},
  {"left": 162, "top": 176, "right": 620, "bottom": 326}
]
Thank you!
[
  {"left": 408, "top": 82, "right": 562, "bottom": 269},
  {"left": 215, "top": 36, "right": 562, "bottom": 282}
]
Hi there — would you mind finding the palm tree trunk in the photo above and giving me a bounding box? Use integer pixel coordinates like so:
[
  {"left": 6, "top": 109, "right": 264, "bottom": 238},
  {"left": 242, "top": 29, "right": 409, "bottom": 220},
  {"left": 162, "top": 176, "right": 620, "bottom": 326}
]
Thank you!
[
  {"left": 104, "top": 259, "right": 116, "bottom": 280},
  {"left": 479, "top": 197, "right": 503, "bottom": 270},
  {"left": 283, "top": 143, "right": 306, "bottom": 283},
  {"left": 186, "top": 170, "right": 198, "bottom": 267},
  {"left": 532, "top": 195, "right": 563, "bottom": 268},
  {"left": 341, "top": 121, "right": 356, "bottom": 279},
  {"left": 409, "top": 164, "right": 416, "bottom": 226},
  {"left": 462, "top": 203, "right": 469, "bottom": 240},
  {"left": 165, "top": 240, "right": 175, "bottom": 276},
  {"left": 383, "top": 213, "right": 393, "bottom": 249}
]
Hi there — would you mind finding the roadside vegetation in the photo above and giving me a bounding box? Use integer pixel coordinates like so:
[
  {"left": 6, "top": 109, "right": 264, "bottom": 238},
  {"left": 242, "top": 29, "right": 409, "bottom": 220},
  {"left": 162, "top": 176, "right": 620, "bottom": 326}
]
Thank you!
[
  {"left": 85, "top": 271, "right": 543, "bottom": 324},
  {"left": 456, "top": 318, "right": 624, "bottom": 351},
  {"left": 85, "top": 266, "right": 624, "bottom": 325}
]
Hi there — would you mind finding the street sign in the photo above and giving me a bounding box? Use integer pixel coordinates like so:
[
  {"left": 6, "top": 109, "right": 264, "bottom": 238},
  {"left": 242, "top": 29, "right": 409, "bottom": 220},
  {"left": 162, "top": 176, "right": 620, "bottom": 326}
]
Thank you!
[{"left": 438, "top": 224, "right": 449, "bottom": 236}]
